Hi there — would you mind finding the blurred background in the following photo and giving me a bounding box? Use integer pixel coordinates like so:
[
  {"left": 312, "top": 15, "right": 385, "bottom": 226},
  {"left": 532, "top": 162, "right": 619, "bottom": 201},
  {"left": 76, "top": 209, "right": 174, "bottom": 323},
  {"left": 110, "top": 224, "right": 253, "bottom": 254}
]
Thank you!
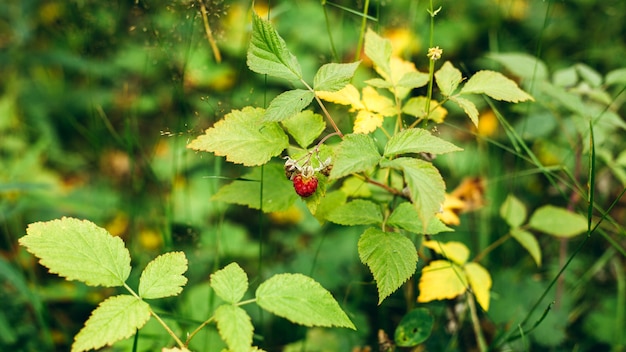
[{"left": 1, "top": 0, "right": 625, "bottom": 350}]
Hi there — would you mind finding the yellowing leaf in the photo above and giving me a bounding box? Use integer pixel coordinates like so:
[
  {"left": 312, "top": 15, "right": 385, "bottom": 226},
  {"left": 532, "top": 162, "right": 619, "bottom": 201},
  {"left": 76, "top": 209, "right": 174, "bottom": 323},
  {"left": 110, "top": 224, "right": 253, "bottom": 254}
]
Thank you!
[
  {"left": 417, "top": 260, "right": 467, "bottom": 303},
  {"left": 436, "top": 193, "right": 466, "bottom": 226},
  {"left": 464, "top": 262, "right": 492, "bottom": 311},
  {"left": 362, "top": 86, "right": 395, "bottom": 116},
  {"left": 353, "top": 110, "right": 384, "bottom": 134},
  {"left": 423, "top": 240, "right": 470, "bottom": 265},
  {"left": 316, "top": 84, "right": 363, "bottom": 110}
]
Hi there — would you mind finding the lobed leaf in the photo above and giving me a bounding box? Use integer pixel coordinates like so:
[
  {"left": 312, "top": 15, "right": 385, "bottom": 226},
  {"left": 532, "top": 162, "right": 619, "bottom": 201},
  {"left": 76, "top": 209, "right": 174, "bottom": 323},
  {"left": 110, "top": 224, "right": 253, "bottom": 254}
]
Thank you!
[
  {"left": 263, "top": 89, "right": 315, "bottom": 122},
  {"left": 20, "top": 217, "right": 131, "bottom": 287},
  {"left": 465, "top": 262, "right": 492, "bottom": 311},
  {"left": 138, "top": 252, "right": 188, "bottom": 299},
  {"left": 529, "top": 205, "right": 588, "bottom": 238},
  {"left": 325, "top": 199, "right": 383, "bottom": 226},
  {"left": 71, "top": 295, "right": 150, "bottom": 352},
  {"left": 247, "top": 12, "right": 302, "bottom": 81},
  {"left": 384, "top": 128, "right": 462, "bottom": 157},
  {"left": 214, "top": 304, "right": 254, "bottom": 352},
  {"left": 210, "top": 262, "right": 249, "bottom": 304},
  {"left": 281, "top": 110, "right": 326, "bottom": 148},
  {"left": 417, "top": 260, "right": 467, "bottom": 304},
  {"left": 314, "top": 61, "right": 361, "bottom": 92},
  {"left": 434, "top": 61, "right": 463, "bottom": 96},
  {"left": 358, "top": 228, "right": 418, "bottom": 304},
  {"left": 460, "top": 70, "right": 534, "bottom": 102},
  {"left": 329, "top": 134, "right": 382, "bottom": 179},
  {"left": 256, "top": 273, "right": 355, "bottom": 329}
]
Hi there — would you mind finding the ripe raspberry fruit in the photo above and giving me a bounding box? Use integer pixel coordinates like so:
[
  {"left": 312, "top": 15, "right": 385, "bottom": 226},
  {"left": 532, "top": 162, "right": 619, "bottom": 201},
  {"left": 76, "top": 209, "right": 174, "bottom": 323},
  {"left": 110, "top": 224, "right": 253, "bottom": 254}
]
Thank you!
[{"left": 292, "top": 174, "right": 318, "bottom": 197}]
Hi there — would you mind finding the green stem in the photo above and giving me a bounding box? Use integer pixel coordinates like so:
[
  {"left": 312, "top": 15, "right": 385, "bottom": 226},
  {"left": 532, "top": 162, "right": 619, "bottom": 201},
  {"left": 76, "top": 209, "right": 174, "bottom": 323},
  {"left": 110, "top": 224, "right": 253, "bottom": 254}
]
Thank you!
[
  {"left": 354, "top": 0, "right": 371, "bottom": 61},
  {"left": 321, "top": 0, "right": 339, "bottom": 61},
  {"left": 467, "top": 293, "right": 488, "bottom": 352}
]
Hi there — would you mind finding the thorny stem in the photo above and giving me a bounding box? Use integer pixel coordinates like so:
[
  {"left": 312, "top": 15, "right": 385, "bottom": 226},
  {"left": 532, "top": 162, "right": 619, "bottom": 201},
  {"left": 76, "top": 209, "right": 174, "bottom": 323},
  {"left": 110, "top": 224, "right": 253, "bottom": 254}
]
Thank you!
[{"left": 198, "top": 0, "right": 222, "bottom": 63}]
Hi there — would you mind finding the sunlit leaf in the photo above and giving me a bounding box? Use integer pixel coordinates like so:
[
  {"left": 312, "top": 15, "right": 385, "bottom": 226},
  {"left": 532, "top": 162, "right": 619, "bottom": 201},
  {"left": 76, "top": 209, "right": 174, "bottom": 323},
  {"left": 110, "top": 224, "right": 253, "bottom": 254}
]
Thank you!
[
  {"left": 247, "top": 12, "right": 302, "bottom": 81},
  {"left": 511, "top": 228, "right": 542, "bottom": 266},
  {"left": 138, "top": 252, "right": 188, "bottom": 299},
  {"left": 187, "top": 107, "right": 289, "bottom": 166},
  {"left": 210, "top": 262, "right": 249, "bottom": 304},
  {"left": 329, "top": 134, "right": 381, "bottom": 179},
  {"left": 358, "top": 228, "right": 418, "bottom": 304},
  {"left": 20, "top": 217, "right": 131, "bottom": 287},
  {"left": 214, "top": 304, "right": 253, "bottom": 352},
  {"left": 71, "top": 295, "right": 150, "bottom": 352},
  {"left": 529, "top": 205, "right": 587, "bottom": 238},
  {"left": 256, "top": 273, "right": 355, "bottom": 329},
  {"left": 384, "top": 128, "right": 462, "bottom": 157},
  {"left": 365, "top": 28, "right": 392, "bottom": 78},
  {"left": 362, "top": 86, "right": 395, "bottom": 115},
  {"left": 422, "top": 240, "right": 470, "bottom": 265},
  {"left": 353, "top": 110, "right": 384, "bottom": 134},
  {"left": 465, "top": 262, "right": 492, "bottom": 311},
  {"left": 448, "top": 95, "right": 479, "bottom": 126},
  {"left": 281, "top": 110, "right": 326, "bottom": 148},
  {"left": 417, "top": 260, "right": 467, "bottom": 303},
  {"left": 402, "top": 96, "right": 448, "bottom": 123},
  {"left": 316, "top": 84, "right": 364, "bottom": 110},
  {"left": 387, "top": 202, "right": 452, "bottom": 235},
  {"left": 263, "top": 89, "right": 315, "bottom": 122},
  {"left": 435, "top": 61, "right": 463, "bottom": 96},
  {"left": 314, "top": 61, "right": 361, "bottom": 92},
  {"left": 326, "top": 199, "right": 383, "bottom": 226},
  {"left": 461, "top": 70, "right": 534, "bottom": 102},
  {"left": 500, "top": 194, "right": 527, "bottom": 228}
]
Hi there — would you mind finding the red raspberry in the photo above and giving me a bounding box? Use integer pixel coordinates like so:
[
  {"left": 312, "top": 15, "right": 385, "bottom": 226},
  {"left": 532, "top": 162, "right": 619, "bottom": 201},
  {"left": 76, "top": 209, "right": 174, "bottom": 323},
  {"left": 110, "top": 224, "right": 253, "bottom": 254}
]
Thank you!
[{"left": 292, "top": 174, "right": 318, "bottom": 197}]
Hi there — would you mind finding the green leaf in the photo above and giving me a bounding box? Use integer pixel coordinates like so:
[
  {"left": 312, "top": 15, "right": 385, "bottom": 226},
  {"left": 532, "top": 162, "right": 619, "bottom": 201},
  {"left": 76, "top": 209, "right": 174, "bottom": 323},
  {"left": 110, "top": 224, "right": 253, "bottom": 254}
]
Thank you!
[
  {"left": 212, "top": 163, "right": 298, "bottom": 213},
  {"left": 138, "top": 252, "right": 188, "bottom": 299},
  {"left": 397, "top": 71, "right": 430, "bottom": 89},
  {"left": 282, "top": 110, "right": 326, "bottom": 148},
  {"left": 460, "top": 70, "right": 534, "bottom": 102},
  {"left": 364, "top": 28, "right": 392, "bottom": 77},
  {"left": 402, "top": 96, "right": 448, "bottom": 122},
  {"left": 210, "top": 263, "right": 248, "bottom": 304},
  {"left": 384, "top": 128, "right": 462, "bottom": 157},
  {"left": 187, "top": 107, "right": 288, "bottom": 166},
  {"left": 20, "top": 217, "right": 131, "bottom": 287},
  {"left": 325, "top": 199, "right": 383, "bottom": 226},
  {"left": 329, "top": 134, "right": 381, "bottom": 179},
  {"left": 575, "top": 63, "right": 602, "bottom": 87},
  {"left": 499, "top": 194, "right": 527, "bottom": 228},
  {"left": 511, "top": 228, "right": 541, "bottom": 266},
  {"left": 394, "top": 308, "right": 434, "bottom": 347},
  {"left": 486, "top": 52, "right": 548, "bottom": 80},
  {"left": 380, "top": 158, "right": 445, "bottom": 230},
  {"left": 314, "top": 62, "right": 361, "bottom": 92},
  {"left": 529, "top": 205, "right": 588, "bottom": 238},
  {"left": 256, "top": 273, "right": 355, "bottom": 329},
  {"left": 263, "top": 89, "right": 315, "bottom": 122},
  {"left": 606, "top": 68, "right": 626, "bottom": 86},
  {"left": 448, "top": 95, "right": 479, "bottom": 127},
  {"left": 387, "top": 202, "right": 452, "bottom": 235},
  {"left": 434, "top": 61, "right": 463, "bottom": 96},
  {"left": 214, "top": 304, "right": 253, "bottom": 352},
  {"left": 314, "top": 189, "right": 348, "bottom": 222},
  {"left": 247, "top": 12, "right": 302, "bottom": 81},
  {"left": 71, "top": 295, "right": 150, "bottom": 352},
  {"left": 358, "top": 228, "right": 418, "bottom": 304}
]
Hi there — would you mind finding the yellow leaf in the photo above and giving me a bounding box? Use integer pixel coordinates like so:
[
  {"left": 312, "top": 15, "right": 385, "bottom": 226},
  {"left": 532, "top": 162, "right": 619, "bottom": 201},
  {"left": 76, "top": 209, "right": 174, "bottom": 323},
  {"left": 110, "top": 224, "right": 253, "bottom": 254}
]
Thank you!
[
  {"left": 353, "top": 110, "right": 384, "bottom": 134},
  {"left": 316, "top": 84, "right": 364, "bottom": 111},
  {"left": 465, "top": 262, "right": 492, "bottom": 311},
  {"left": 423, "top": 240, "right": 470, "bottom": 265},
  {"left": 361, "top": 86, "right": 395, "bottom": 116},
  {"left": 436, "top": 193, "right": 466, "bottom": 226},
  {"left": 417, "top": 260, "right": 467, "bottom": 303}
]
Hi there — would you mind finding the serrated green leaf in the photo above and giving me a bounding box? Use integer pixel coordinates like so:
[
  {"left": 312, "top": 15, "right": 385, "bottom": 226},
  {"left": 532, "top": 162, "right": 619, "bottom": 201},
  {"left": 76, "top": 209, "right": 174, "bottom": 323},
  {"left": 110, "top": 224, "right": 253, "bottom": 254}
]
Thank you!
[
  {"left": 256, "top": 273, "right": 355, "bottom": 329},
  {"left": 329, "top": 134, "right": 381, "bottom": 179},
  {"left": 358, "top": 228, "right": 418, "bottom": 304},
  {"left": 435, "top": 61, "right": 463, "bottom": 96},
  {"left": 263, "top": 89, "right": 315, "bottom": 122},
  {"left": 138, "top": 252, "right": 188, "bottom": 299},
  {"left": 365, "top": 78, "right": 393, "bottom": 89},
  {"left": 314, "top": 62, "right": 361, "bottom": 92},
  {"left": 387, "top": 202, "right": 452, "bottom": 235},
  {"left": 394, "top": 308, "right": 434, "bottom": 347},
  {"left": 448, "top": 95, "right": 479, "bottom": 127},
  {"left": 499, "top": 194, "right": 527, "bottom": 228},
  {"left": 402, "top": 96, "right": 448, "bottom": 123},
  {"left": 397, "top": 71, "right": 430, "bottom": 89},
  {"left": 364, "top": 28, "right": 392, "bottom": 77},
  {"left": 511, "top": 228, "right": 541, "bottom": 266},
  {"left": 384, "top": 128, "right": 462, "bottom": 157},
  {"left": 187, "top": 107, "right": 288, "bottom": 166},
  {"left": 212, "top": 163, "right": 298, "bottom": 213},
  {"left": 325, "top": 199, "right": 383, "bottom": 226},
  {"left": 460, "top": 70, "right": 534, "bottom": 102},
  {"left": 247, "top": 12, "right": 302, "bottom": 81},
  {"left": 486, "top": 52, "right": 548, "bottom": 80},
  {"left": 281, "top": 110, "right": 326, "bottom": 148},
  {"left": 71, "top": 295, "right": 150, "bottom": 352},
  {"left": 20, "top": 217, "right": 131, "bottom": 287},
  {"left": 380, "top": 158, "right": 445, "bottom": 230},
  {"left": 529, "top": 205, "right": 587, "bottom": 238},
  {"left": 214, "top": 304, "right": 253, "bottom": 352},
  {"left": 210, "top": 263, "right": 248, "bottom": 304}
]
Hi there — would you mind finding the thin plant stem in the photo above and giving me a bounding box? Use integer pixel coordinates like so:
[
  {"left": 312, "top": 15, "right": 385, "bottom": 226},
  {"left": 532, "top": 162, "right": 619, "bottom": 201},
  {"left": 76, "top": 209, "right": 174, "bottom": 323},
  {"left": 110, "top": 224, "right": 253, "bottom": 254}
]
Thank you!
[
  {"left": 198, "top": 0, "right": 222, "bottom": 63},
  {"left": 321, "top": 1, "right": 339, "bottom": 62},
  {"left": 354, "top": 0, "right": 371, "bottom": 61}
]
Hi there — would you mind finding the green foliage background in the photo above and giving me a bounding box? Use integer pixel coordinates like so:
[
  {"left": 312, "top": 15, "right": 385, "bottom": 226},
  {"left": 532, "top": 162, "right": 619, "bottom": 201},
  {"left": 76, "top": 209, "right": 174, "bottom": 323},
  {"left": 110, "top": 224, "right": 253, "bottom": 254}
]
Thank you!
[{"left": 1, "top": 0, "right": 625, "bottom": 351}]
